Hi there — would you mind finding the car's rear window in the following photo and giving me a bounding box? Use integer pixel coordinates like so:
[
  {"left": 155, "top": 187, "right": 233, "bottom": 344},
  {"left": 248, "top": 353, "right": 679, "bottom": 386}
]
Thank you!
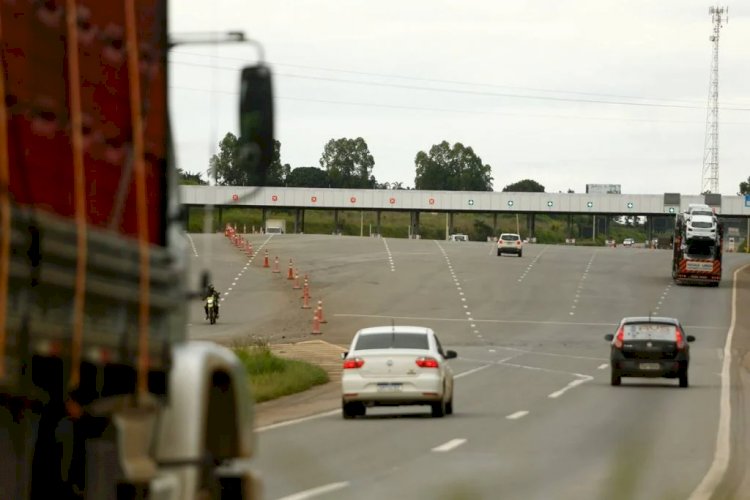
[
  {"left": 354, "top": 333, "right": 429, "bottom": 350},
  {"left": 501, "top": 234, "right": 520, "bottom": 241},
  {"left": 692, "top": 210, "right": 713, "bottom": 217},
  {"left": 623, "top": 323, "right": 676, "bottom": 341},
  {"left": 691, "top": 221, "right": 713, "bottom": 229}
]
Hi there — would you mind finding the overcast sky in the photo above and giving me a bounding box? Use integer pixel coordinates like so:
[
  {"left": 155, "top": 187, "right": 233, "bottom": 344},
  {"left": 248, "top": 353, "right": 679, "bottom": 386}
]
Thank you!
[{"left": 168, "top": 1, "right": 750, "bottom": 195}]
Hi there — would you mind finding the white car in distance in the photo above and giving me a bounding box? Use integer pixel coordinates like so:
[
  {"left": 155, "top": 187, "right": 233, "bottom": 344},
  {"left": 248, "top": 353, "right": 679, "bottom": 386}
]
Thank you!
[{"left": 341, "top": 326, "right": 456, "bottom": 419}]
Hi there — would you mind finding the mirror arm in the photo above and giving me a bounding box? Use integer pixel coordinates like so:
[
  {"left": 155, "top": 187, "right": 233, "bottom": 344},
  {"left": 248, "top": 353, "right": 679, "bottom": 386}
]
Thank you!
[{"left": 168, "top": 32, "right": 266, "bottom": 62}]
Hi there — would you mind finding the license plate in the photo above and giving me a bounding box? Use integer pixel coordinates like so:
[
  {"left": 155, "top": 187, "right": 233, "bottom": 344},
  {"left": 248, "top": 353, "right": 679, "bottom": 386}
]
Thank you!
[
  {"left": 377, "top": 383, "right": 402, "bottom": 392},
  {"left": 639, "top": 363, "right": 661, "bottom": 370}
]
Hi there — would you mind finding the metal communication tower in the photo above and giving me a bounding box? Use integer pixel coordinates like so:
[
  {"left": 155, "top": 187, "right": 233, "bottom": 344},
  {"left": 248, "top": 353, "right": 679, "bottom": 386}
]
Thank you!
[{"left": 701, "top": 5, "right": 727, "bottom": 194}]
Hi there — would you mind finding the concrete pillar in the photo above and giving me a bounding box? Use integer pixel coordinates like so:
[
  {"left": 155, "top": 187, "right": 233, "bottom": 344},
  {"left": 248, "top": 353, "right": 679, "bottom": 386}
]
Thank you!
[
  {"left": 529, "top": 213, "right": 536, "bottom": 238},
  {"left": 492, "top": 213, "right": 498, "bottom": 235},
  {"left": 217, "top": 206, "right": 223, "bottom": 231},
  {"left": 647, "top": 216, "right": 654, "bottom": 242},
  {"left": 300, "top": 209, "right": 305, "bottom": 233},
  {"left": 261, "top": 208, "right": 267, "bottom": 231},
  {"left": 410, "top": 211, "right": 420, "bottom": 238},
  {"left": 448, "top": 213, "right": 454, "bottom": 234},
  {"left": 294, "top": 209, "right": 301, "bottom": 234},
  {"left": 567, "top": 214, "right": 573, "bottom": 238},
  {"left": 183, "top": 206, "right": 190, "bottom": 231},
  {"left": 376, "top": 210, "right": 382, "bottom": 235},
  {"left": 604, "top": 216, "right": 609, "bottom": 238},
  {"left": 333, "top": 209, "right": 339, "bottom": 234}
]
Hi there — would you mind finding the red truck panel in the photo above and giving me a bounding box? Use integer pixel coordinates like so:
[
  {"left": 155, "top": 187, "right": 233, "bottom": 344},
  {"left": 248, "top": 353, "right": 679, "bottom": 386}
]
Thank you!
[{"left": 2, "top": 0, "right": 167, "bottom": 245}]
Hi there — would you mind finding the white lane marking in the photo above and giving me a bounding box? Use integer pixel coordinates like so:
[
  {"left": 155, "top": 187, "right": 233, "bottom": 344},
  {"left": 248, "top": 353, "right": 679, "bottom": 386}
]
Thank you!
[
  {"left": 432, "top": 438, "right": 467, "bottom": 452},
  {"left": 382, "top": 238, "right": 396, "bottom": 272},
  {"left": 256, "top": 409, "right": 340, "bottom": 433},
  {"left": 516, "top": 247, "right": 549, "bottom": 283},
  {"left": 489, "top": 349, "right": 496, "bottom": 353},
  {"left": 597, "top": 363, "right": 609, "bottom": 370},
  {"left": 332, "top": 314, "right": 727, "bottom": 331},
  {"left": 185, "top": 232, "right": 199, "bottom": 257},
  {"left": 548, "top": 377, "right": 590, "bottom": 399},
  {"left": 455, "top": 363, "right": 493, "bottom": 379},
  {"left": 689, "top": 263, "right": 750, "bottom": 500},
  {"left": 277, "top": 481, "right": 350, "bottom": 500},
  {"left": 506, "top": 411, "right": 529, "bottom": 420}
]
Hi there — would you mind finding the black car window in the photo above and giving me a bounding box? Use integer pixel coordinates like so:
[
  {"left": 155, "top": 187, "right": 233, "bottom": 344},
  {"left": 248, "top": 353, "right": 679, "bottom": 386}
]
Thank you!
[{"left": 354, "top": 333, "right": 429, "bottom": 350}]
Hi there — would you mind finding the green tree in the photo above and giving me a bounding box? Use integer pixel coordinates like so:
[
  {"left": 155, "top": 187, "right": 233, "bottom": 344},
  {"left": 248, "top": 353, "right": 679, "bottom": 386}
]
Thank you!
[
  {"left": 267, "top": 140, "right": 291, "bottom": 187},
  {"left": 177, "top": 168, "right": 207, "bottom": 185},
  {"left": 319, "top": 137, "right": 376, "bottom": 188},
  {"left": 739, "top": 176, "right": 750, "bottom": 195},
  {"left": 209, "top": 133, "right": 289, "bottom": 186},
  {"left": 286, "top": 166, "right": 329, "bottom": 188},
  {"left": 208, "top": 132, "right": 244, "bottom": 185},
  {"left": 414, "top": 141, "right": 493, "bottom": 191},
  {"left": 502, "top": 179, "right": 545, "bottom": 192}
]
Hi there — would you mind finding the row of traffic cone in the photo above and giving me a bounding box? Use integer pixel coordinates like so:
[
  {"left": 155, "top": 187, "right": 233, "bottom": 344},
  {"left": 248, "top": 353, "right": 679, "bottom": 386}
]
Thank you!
[{"left": 260, "top": 250, "right": 327, "bottom": 335}]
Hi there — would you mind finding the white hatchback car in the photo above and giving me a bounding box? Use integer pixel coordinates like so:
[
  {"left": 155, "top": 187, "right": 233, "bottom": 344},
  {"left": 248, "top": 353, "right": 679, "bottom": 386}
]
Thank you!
[{"left": 341, "top": 326, "right": 457, "bottom": 419}]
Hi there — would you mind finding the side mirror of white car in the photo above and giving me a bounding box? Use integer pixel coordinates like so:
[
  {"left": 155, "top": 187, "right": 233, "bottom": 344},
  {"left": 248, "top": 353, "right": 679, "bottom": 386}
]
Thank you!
[{"left": 445, "top": 350, "right": 457, "bottom": 359}]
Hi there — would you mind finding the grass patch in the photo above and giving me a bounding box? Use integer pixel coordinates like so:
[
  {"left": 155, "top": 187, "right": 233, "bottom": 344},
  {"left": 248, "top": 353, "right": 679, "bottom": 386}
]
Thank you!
[{"left": 234, "top": 345, "right": 329, "bottom": 403}]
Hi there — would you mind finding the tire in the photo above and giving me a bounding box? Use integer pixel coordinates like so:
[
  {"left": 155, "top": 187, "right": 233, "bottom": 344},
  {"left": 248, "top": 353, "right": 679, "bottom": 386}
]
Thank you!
[
  {"left": 342, "top": 401, "right": 361, "bottom": 419},
  {"left": 497, "top": 249, "right": 502, "bottom": 256},
  {"left": 518, "top": 251, "right": 523, "bottom": 258},
  {"left": 679, "top": 371, "right": 689, "bottom": 388},
  {"left": 209, "top": 311, "right": 216, "bottom": 325},
  {"left": 431, "top": 401, "right": 446, "bottom": 418},
  {"left": 445, "top": 396, "right": 453, "bottom": 415},
  {"left": 610, "top": 370, "right": 621, "bottom": 386}
]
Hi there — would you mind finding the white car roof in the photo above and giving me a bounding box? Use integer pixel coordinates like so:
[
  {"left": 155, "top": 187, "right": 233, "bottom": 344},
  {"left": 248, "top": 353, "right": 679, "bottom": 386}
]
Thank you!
[
  {"left": 356, "top": 326, "right": 434, "bottom": 336},
  {"left": 500, "top": 233, "right": 521, "bottom": 237}
]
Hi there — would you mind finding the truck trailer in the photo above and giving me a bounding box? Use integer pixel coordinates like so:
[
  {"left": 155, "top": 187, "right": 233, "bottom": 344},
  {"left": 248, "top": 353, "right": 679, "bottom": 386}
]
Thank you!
[
  {"left": 672, "top": 213, "right": 722, "bottom": 286},
  {"left": 0, "top": 2, "right": 272, "bottom": 498}
]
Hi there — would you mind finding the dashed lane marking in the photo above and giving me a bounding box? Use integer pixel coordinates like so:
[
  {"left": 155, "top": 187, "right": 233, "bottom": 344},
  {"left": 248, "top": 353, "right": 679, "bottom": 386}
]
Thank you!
[
  {"left": 382, "top": 238, "right": 396, "bottom": 272},
  {"left": 277, "top": 481, "right": 350, "bottom": 500},
  {"left": 569, "top": 251, "right": 597, "bottom": 317},
  {"left": 432, "top": 438, "right": 467, "bottom": 453},
  {"left": 185, "top": 233, "right": 199, "bottom": 257},
  {"left": 506, "top": 411, "right": 529, "bottom": 420}
]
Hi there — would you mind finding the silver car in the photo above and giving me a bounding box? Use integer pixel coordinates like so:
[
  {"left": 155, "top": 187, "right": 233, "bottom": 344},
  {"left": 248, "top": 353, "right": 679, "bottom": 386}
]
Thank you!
[{"left": 341, "top": 326, "right": 457, "bottom": 419}]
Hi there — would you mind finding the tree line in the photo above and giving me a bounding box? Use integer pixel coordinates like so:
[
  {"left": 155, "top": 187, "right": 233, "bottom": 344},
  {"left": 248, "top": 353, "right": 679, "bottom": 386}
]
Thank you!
[{"left": 179, "top": 131, "right": 553, "bottom": 193}]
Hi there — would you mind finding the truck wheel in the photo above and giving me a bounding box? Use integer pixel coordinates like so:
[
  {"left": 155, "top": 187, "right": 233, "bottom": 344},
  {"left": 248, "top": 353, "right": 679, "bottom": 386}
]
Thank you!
[
  {"left": 431, "top": 401, "right": 446, "bottom": 418},
  {"left": 342, "top": 402, "right": 363, "bottom": 419},
  {"left": 679, "top": 371, "right": 689, "bottom": 388}
]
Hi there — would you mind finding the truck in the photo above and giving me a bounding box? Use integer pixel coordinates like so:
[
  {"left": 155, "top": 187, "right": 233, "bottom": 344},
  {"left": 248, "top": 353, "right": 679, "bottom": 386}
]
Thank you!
[
  {"left": 0, "top": 2, "right": 272, "bottom": 498},
  {"left": 264, "top": 219, "right": 286, "bottom": 234},
  {"left": 672, "top": 212, "right": 723, "bottom": 286}
]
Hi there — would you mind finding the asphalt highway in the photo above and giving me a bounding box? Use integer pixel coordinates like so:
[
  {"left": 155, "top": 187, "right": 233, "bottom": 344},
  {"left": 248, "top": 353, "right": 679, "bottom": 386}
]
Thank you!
[{"left": 186, "top": 233, "right": 750, "bottom": 500}]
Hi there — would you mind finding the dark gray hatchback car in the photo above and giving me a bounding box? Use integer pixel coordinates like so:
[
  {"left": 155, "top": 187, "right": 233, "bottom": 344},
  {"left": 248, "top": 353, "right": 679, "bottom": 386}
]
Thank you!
[{"left": 605, "top": 316, "right": 695, "bottom": 387}]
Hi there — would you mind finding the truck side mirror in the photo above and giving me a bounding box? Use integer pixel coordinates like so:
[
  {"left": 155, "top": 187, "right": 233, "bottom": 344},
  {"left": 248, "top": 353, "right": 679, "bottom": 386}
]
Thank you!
[
  {"left": 239, "top": 64, "right": 274, "bottom": 186},
  {"left": 604, "top": 334, "right": 614, "bottom": 341}
]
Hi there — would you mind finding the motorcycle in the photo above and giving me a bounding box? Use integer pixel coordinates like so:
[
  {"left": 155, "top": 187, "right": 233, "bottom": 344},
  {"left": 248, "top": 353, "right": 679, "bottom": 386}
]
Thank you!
[{"left": 206, "top": 295, "right": 218, "bottom": 325}]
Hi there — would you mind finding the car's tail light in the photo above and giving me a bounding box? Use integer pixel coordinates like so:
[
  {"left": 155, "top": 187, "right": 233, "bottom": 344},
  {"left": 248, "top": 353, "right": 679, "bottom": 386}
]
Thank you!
[
  {"left": 675, "top": 328, "right": 686, "bottom": 350},
  {"left": 614, "top": 326, "right": 624, "bottom": 349},
  {"left": 416, "top": 357, "right": 439, "bottom": 368},
  {"left": 343, "top": 357, "right": 365, "bottom": 369}
]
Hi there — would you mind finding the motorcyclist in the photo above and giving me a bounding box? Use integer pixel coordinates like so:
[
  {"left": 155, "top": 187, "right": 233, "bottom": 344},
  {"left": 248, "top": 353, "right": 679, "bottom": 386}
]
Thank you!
[{"left": 204, "top": 283, "right": 220, "bottom": 320}]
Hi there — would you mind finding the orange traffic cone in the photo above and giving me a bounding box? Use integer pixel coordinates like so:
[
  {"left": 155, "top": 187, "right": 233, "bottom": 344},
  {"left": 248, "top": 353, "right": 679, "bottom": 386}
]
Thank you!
[
  {"left": 317, "top": 300, "right": 327, "bottom": 323},
  {"left": 302, "top": 278, "right": 310, "bottom": 299},
  {"left": 246, "top": 243, "right": 254, "bottom": 257},
  {"left": 263, "top": 250, "right": 269, "bottom": 268},
  {"left": 272, "top": 256, "right": 280, "bottom": 273},
  {"left": 292, "top": 272, "right": 301, "bottom": 290},
  {"left": 311, "top": 309, "right": 322, "bottom": 334},
  {"left": 287, "top": 259, "right": 294, "bottom": 280},
  {"left": 301, "top": 288, "right": 311, "bottom": 309}
]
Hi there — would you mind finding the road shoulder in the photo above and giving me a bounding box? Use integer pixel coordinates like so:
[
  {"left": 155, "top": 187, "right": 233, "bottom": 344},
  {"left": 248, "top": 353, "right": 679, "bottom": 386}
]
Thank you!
[{"left": 254, "top": 340, "right": 345, "bottom": 429}]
